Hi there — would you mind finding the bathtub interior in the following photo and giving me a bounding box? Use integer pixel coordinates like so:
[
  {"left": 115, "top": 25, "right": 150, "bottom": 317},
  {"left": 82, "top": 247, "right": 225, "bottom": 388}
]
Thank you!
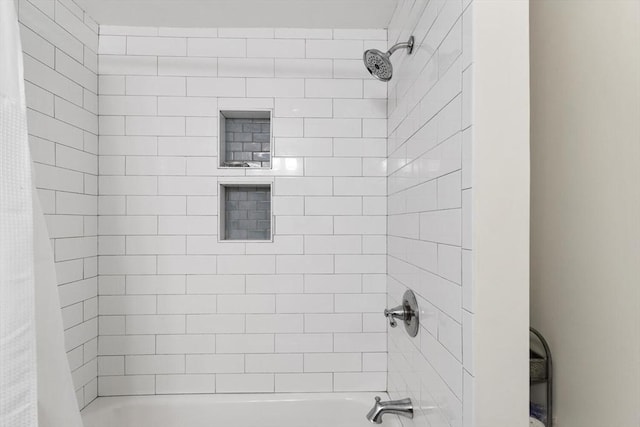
[{"left": 81, "top": 393, "right": 400, "bottom": 427}]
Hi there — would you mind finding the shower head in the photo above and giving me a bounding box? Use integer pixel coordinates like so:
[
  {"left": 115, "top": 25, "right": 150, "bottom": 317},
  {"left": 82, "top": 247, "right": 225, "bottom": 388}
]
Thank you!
[{"left": 363, "top": 36, "right": 415, "bottom": 82}]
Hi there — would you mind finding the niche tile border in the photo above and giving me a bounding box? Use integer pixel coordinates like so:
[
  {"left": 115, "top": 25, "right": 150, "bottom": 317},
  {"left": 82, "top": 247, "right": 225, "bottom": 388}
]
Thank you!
[{"left": 218, "top": 110, "right": 272, "bottom": 169}]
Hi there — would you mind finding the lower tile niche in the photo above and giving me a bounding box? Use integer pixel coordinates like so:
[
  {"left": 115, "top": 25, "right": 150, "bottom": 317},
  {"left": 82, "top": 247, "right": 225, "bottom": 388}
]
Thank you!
[{"left": 220, "top": 184, "right": 272, "bottom": 241}]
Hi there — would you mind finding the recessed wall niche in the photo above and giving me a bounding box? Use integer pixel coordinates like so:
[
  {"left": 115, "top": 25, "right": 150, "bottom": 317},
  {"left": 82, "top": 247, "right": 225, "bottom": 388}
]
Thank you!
[
  {"left": 219, "top": 183, "right": 272, "bottom": 241},
  {"left": 219, "top": 110, "right": 271, "bottom": 169}
]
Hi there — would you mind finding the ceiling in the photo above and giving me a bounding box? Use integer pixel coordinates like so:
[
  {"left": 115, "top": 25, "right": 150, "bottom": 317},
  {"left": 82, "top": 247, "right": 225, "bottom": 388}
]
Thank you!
[{"left": 76, "top": 0, "right": 398, "bottom": 29}]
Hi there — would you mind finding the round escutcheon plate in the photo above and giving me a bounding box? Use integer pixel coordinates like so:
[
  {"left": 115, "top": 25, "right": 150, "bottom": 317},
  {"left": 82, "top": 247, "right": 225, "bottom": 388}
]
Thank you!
[{"left": 402, "top": 289, "right": 420, "bottom": 337}]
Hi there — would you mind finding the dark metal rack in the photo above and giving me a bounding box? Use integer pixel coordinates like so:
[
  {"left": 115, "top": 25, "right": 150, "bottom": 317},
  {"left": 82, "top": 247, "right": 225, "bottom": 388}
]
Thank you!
[{"left": 530, "top": 327, "right": 553, "bottom": 426}]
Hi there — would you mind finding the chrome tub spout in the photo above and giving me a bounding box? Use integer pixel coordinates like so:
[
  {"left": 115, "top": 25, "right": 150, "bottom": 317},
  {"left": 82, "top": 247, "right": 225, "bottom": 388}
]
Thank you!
[{"left": 366, "top": 396, "right": 413, "bottom": 424}]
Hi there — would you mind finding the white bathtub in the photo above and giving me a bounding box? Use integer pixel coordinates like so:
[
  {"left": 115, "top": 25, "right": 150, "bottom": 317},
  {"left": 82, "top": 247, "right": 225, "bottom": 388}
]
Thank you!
[{"left": 81, "top": 393, "right": 401, "bottom": 427}]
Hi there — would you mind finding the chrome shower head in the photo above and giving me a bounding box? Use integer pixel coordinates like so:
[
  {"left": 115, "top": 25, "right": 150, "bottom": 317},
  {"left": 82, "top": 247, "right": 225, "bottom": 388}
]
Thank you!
[{"left": 363, "top": 36, "right": 415, "bottom": 82}]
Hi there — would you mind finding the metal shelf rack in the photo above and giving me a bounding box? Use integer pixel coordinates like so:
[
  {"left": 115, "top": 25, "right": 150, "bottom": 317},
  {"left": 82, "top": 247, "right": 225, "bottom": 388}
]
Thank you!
[{"left": 530, "top": 327, "right": 553, "bottom": 426}]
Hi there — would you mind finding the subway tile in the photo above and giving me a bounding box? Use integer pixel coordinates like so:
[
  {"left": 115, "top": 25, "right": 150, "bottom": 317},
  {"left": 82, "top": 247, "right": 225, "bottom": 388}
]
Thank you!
[
  {"left": 99, "top": 96, "right": 157, "bottom": 116},
  {"left": 305, "top": 314, "right": 362, "bottom": 333},
  {"left": 159, "top": 57, "right": 218, "bottom": 77},
  {"left": 125, "top": 355, "right": 184, "bottom": 375},
  {"left": 334, "top": 372, "right": 386, "bottom": 391},
  {"left": 158, "top": 177, "right": 217, "bottom": 196},
  {"left": 186, "top": 355, "right": 244, "bottom": 374},
  {"left": 246, "top": 78, "right": 304, "bottom": 98},
  {"left": 305, "top": 79, "right": 362, "bottom": 98},
  {"left": 245, "top": 275, "right": 303, "bottom": 294},
  {"left": 98, "top": 375, "right": 154, "bottom": 396},
  {"left": 156, "top": 374, "right": 215, "bottom": 394},
  {"left": 275, "top": 334, "right": 332, "bottom": 353},
  {"left": 98, "top": 295, "right": 156, "bottom": 315},
  {"left": 217, "top": 295, "right": 275, "bottom": 314},
  {"left": 98, "top": 75, "right": 125, "bottom": 96},
  {"left": 304, "top": 158, "right": 362, "bottom": 177},
  {"left": 276, "top": 255, "right": 334, "bottom": 274},
  {"left": 334, "top": 216, "right": 386, "bottom": 234},
  {"left": 334, "top": 99, "right": 386, "bottom": 119},
  {"left": 158, "top": 97, "right": 217, "bottom": 116},
  {"left": 126, "top": 76, "right": 186, "bottom": 96},
  {"left": 275, "top": 216, "right": 333, "bottom": 235},
  {"left": 275, "top": 99, "right": 332, "bottom": 118},
  {"left": 247, "top": 39, "right": 305, "bottom": 58},
  {"left": 216, "top": 334, "right": 274, "bottom": 354},
  {"left": 156, "top": 255, "right": 218, "bottom": 274},
  {"left": 126, "top": 275, "right": 185, "bottom": 295},
  {"left": 304, "top": 236, "right": 362, "bottom": 254},
  {"left": 246, "top": 354, "right": 303, "bottom": 373},
  {"left": 217, "top": 255, "right": 276, "bottom": 275},
  {"left": 304, "top": 353, "right": 361, "bottom": 373},
  {"left": 187, "top": 38, "right": 246, "bottom": 57},
  {"left": 99, "top": 136, "right": 157, "bottom": 156},
  {"left": 218, "top": 58, "right": 275, "bottom": 78},
  {"left": 334, "top": 333, "right": 386, "bottom": 352},
  {"left": 125, "top": 315, "right": 185, "bottom": 335},
  {"left": 98, "top": 335, "right": 155, "bottom": 356},
  {"left": 274, "top": 28, "right": 332, "bottom": 39},
  {"left": 276, "top": 294, "right": 333, "bottom": 313},
  {"left": 20, "top": 0, "right": 83, "bottom": 61},
  {"left": 99, "top": 36, "right": 126, "bottom": 54},
  {"left": 216, "top": 374, "right": 274, "bottom": 393},
  {"left": 98, "top": 256, "right": 156, "bottom": 275},
  {"left": 156, "top": 335, "right": 216, "bottom": 354},
  {"left": 157, "top": 295, "right": 217, "bottom": 314},
  {"left": 186, "top": 274, "right": 244, "bottom": 294},
  {"left": 306, "top": 40, "right": 363, "bottom": 59},
  {"left": 275, "top": 373, "right": 332, "bottom": 392},
  {"left": 127, "top": 36, "right": 186, "bottom": 56},
  {"left": 187, "top": 77, "right": 245, "bottom": 97},
  {"left": 186, "top": 314, "right": 245, "bottom": 334},
  {"left": 159, "top": 216, "right": 217, "bottom": 235},
  {"left": 304, "top": 274, "right": 361, "bottom": 294},
  {"left": 275, "top": 59, "right": 332, "bottom": 78},
  {"left": 126, "top": 196, "right": 186, "bottom": 215},
  {"left": 363, "top": 353, "right": 387, "bottom": 371},
  {"left": 273, "top": 138, "right": 332, "bottom": 157},
  {"left": 246, "top": 314, "right": 303, "bottom": 333},
  {"left": 126, "top": 117, "right": 185, "bottom": 136},
  {"left": 99, "top": 55, "right": 157, "bottom": 75},
  {"left": 304, "top": 197, "right": 361, "bottom": 215}
]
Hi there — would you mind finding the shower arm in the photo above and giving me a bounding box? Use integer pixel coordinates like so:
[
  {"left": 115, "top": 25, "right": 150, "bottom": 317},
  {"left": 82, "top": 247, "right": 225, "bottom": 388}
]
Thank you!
[{"left": 387, "top": 36, "right": 415, "bottom": 56}]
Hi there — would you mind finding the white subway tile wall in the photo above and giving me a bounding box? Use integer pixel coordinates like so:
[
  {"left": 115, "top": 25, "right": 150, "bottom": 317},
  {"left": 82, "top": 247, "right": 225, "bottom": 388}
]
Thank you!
[
  {"left": 97, "top": 26, "right": 388, "bottom": 395},
  {"left": 19, "top": 0, "right": 99, "bottom": 409},
  {"left": 386, "top": 0, "right": 473, "bottom": 427}
]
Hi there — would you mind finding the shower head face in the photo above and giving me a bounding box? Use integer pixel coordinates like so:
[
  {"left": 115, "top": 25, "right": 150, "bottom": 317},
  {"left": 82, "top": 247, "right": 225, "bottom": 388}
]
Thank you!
[{"left": 363, "top": 49, "right": 393, "bottom": 82}]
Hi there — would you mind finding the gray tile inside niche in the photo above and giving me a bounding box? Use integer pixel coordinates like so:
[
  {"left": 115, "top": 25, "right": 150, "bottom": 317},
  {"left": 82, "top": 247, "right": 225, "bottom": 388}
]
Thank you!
[
  {"left": 224, "top": 118, "right": 271, "bottom": 168},
  {"left": 224, "top": 186, "right": 271, "bottom": 241}
]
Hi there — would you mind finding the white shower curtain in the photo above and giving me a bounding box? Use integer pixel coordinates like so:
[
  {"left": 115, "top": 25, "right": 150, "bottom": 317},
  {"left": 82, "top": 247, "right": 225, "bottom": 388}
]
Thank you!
[{"left": 0, "top": 1, "right": 38, "bottom": 426}]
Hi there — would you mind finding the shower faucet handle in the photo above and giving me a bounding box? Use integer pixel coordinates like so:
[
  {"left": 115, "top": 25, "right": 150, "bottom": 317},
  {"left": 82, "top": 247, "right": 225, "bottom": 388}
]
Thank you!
[
  {"left": 384, "top": 290, "right": 420, "bottom": 337},
  {"left": 384, "top": 305, "right": 407, "bottom": 327}
]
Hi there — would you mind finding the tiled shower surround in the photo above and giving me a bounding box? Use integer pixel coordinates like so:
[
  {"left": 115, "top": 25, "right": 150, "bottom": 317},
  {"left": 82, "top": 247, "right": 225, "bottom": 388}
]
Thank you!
[
  {"left": 96, "top": 27, "right": 388, "bottom": 395},
  {"left": 18, "top": 0, "right": 475, "bottom": 415}
]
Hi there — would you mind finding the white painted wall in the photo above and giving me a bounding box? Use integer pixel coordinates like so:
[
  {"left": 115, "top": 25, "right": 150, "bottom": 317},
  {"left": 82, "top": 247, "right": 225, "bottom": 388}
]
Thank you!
[
  {"left": 470, "top": 1, "right": 530, "bottom": 426},
  {"left": 530, "top": 1, "right": 640, "bottom": 426}
]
